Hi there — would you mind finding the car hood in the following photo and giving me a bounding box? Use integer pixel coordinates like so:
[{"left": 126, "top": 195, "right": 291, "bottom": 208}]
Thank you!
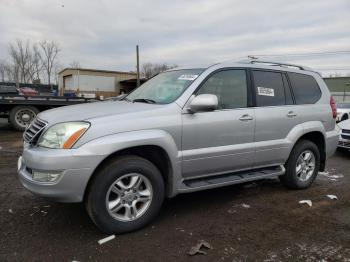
[
  {"left": 337, "top": 108, "right": 349, "bottom": 113},
  {"left": 337, "top": 119, "right": 350, "bottom": 129},
  {"left": 38, "top": 100, "right": 165, "bottom": 124}
]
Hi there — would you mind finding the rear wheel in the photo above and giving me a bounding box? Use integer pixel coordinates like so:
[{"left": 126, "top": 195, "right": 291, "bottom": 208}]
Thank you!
[
  {"left": 86, "top": 155, "right": 164, "bottom": 234},
  {"left": 9, "top": 106, "right": 39, "bottom": 131},
  {"left": 280, "top": 140, "right": 320, "bottom": 189}
]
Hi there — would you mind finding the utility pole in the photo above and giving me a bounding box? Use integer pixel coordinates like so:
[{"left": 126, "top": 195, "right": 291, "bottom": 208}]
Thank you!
[
  {"left": 345, "top": 82, "right": 350, "bottom": 102},
  {"left": 136, "top": 45, "right": 140, "bottom": 87}
]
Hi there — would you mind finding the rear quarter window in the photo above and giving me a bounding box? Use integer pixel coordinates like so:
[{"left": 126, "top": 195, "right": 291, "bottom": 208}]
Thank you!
[{"left": 288, "top": 72, "right": 321, "bottom": 104}]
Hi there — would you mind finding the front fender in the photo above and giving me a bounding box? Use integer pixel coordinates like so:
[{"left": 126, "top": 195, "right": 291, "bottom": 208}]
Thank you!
[{"left": 77, "top": 129, "right": 181, "bottom": 197}]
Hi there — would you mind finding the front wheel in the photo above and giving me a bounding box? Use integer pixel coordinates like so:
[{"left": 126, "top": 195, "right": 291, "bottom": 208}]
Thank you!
[
  {"left": 280, "top": 140, "right": 320, "bottom": 189},
  {"left": 85, "top": 156, "right": 164, "bottom": 234}
]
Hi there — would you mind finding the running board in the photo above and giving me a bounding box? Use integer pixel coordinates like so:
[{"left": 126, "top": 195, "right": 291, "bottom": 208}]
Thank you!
[{"left": 179, "top": 165, "right": 285, "bottom": 193}]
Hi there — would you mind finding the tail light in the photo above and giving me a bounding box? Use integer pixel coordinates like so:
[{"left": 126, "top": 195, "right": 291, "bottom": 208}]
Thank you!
[{"left": 330, "top": 96, "right": 337, "bottom": 119}]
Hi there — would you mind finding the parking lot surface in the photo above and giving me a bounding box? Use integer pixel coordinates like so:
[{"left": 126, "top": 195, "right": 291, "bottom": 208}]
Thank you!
[{"left": 0, "top": 119, "right": 350, "bottom": 261}]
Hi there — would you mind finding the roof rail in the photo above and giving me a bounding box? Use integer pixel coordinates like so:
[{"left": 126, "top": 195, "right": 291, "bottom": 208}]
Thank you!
[{"left": 238, "top": 59, "right": 316, "bottom": 72}]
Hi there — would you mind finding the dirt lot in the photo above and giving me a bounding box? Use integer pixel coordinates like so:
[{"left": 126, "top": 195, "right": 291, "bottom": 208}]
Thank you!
[{"left": 0, "top": 119, "right": 350, "bottom": 262}]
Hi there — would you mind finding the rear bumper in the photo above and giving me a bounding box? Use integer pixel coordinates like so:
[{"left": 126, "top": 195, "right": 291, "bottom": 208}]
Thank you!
[{"left": 325, "top": 129, "right": 340, "bottom": 158}]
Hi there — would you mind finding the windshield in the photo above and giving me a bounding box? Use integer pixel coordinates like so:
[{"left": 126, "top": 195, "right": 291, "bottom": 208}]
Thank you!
[
  {"left": 126, "top": 69, "right": 204, "bottom": 104},
  {"left": 337, "top": 103, "right": 350, "bottom": 108}
]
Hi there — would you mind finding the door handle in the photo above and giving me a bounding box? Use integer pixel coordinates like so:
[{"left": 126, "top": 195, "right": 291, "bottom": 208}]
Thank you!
[
  {"left": 287, "top": 111, "right": 297, "bottom": 118},
  {"left": 239, "top": 114, "right": 254, "bottom": 121}
]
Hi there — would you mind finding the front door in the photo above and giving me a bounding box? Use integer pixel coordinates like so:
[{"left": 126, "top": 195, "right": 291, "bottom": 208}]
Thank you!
[{"left": 181, "top": 69, "right": 255, "bottom": 178}]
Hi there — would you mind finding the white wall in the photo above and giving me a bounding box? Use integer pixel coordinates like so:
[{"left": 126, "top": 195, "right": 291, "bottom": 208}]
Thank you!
[
  {"left": 77, "top": 75, "right": 115, "bottom": 92},
  {"left": 64, "top": 75, "right": 74, "bottom": 89}
]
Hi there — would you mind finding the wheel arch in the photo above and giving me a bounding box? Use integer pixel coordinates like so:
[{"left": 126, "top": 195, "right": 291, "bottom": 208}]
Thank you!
[
  {"left": 293, "top": 131, "right": 326, "bottom": 171},
  {"left": 81, "top": 130, "right": 181, "bottom": 200}
]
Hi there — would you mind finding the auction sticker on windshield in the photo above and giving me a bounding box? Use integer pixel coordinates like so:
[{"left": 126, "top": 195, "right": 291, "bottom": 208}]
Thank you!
[
  {"left": 178, "top": 74, "right": 198, "bottom": 81},
  {"left": 257, "top": 86, "right": 274, "bottom": 96}
]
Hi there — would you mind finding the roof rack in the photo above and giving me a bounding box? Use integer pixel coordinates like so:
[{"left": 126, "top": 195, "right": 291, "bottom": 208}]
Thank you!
[{"left": 238, "top": 59, "right": 315, "bottom": 72}]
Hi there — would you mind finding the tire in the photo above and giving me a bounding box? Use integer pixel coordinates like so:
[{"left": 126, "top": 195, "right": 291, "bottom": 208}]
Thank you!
[
  {"left": 85, "top": 155, "right": 164, "bottom": 234},
  {"left": 280, "top": 140, "right": 320, "bottom": 189},
  {"left": 9, "top": 106, "right": 39, "bottom": 131}
]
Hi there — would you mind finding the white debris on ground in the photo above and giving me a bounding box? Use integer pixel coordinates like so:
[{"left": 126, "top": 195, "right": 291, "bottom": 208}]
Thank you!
[
  {"left": 318, "top": 170, "right": 344, "bottom": 181},
  {"left": 264, "top": 243, "right": 350, "bottom": 261},
  {"left": 326, "top": 195, "right": 338, "bottom": 200},
  {"left": 299, "top": 200, "right": 312, "bottom": 207},
  {"left": 187, "top": 240, "right": 213, "bottom": 256},
  {"left": 228, "top": 203, "right": 251, "bottom": 213},
  {"left": 8, "top": 209, "right": 13, "bottom": 214},
  {"left": 98, "top": 235, "right": 115, "bottom": 245}
]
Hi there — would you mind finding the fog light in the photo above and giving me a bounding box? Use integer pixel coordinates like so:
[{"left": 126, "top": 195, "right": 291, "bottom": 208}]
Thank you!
[{"left": 32, "top": 171, "right": 62, "bottom": 182}]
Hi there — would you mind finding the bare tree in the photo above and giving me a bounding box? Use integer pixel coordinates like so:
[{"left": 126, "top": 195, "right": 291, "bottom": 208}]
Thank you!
[
  {"left": 30, "top": 44, "right": 43, "bottom": 82},
  {"left": 7, "top": 39, "right": 46, "bottom": 84},
  {"left": 53, "top": 63, "right": 64, "bottom": 85},
  {"left": 4, "top": 64, "right": 17, "bottom": 82},
  {"left": 9, "top": 39, "right": 33, "bottom": 84},
  {"left": 39, "top": 40, "right": 60, "bottom": 84},
  {"left": 141, "top": 62, "right": 177, "bottom": 79},
  {"left": 0, "top": 61, "right": 7, "bottom": 82},
  {"left": 69, "top": 61, "right": 81, "bottom": 68}
]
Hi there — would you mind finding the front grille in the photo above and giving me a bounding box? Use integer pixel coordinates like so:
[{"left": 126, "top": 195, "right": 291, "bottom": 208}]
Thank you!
[
  {"left": 338, "top": 141, "right": 350, "bottom": 148},
  {"left": 342, "top": 129, "right": 350, "bottom": 134},
  {"left": 341, "top": 134, "right": 350, "bottom": 140},
  {"left": 23, "top": 118, "right": 47, "bottom": 144}
]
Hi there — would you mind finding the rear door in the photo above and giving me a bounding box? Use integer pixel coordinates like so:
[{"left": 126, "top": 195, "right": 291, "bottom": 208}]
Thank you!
[
  {"left": 181, "top": 69, "right": 255, "bottom": 178},
  {"left": 252, "top": 70, "right": 300, "bottom": 168}
]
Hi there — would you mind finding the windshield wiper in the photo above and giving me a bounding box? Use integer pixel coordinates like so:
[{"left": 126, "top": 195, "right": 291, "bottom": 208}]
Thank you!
[
  {"left": 123, "top": 96, "right": 131, "bottom": 102},
  {"left": 132, "top": 98, "right": 156, "bottom": 104}
]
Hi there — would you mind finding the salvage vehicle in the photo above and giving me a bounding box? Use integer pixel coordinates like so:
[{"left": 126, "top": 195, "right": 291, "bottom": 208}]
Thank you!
[
  {"left": 337, "top": 119, "right": 350, "bottom": 150},
  {"left": 336, "top": 103, "right": 350, "bottom": 122},
  {"left": 0, "top": 94, "right": 97, "bottom": 131},
  {"left": 18, "top": 59, "right": 339, "bottom": 233}
]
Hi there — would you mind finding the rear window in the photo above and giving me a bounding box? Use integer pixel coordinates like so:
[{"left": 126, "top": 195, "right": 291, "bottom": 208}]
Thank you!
[{"left": 288, "top": 73, "right": 321, "bottom": 104}]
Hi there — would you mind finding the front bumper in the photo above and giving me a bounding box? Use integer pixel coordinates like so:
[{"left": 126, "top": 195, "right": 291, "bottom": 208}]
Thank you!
[
  {"left": 338, "top": 130, "right": 350, "bottom": 150},
  {"left": 17, "top": 145, "right": 105, "bottom": 202}
]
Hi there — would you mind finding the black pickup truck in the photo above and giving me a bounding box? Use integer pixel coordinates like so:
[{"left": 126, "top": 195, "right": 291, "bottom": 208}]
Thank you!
[{"left": 0, "top": 94, "right": 98, "bottom": 131}]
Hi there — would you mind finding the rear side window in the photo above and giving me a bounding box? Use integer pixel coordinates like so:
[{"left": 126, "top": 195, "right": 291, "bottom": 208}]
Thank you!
[
  {"left": 252, "top": 71, "right": 286, "bottom": 107},
  {"left": 288, "top": 73, "right": 321, "bottom": 104}
]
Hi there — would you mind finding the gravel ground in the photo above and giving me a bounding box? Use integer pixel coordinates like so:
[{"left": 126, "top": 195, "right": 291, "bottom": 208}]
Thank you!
[{"left": 0, "top": 119, "right": 349, "bottom": 261}]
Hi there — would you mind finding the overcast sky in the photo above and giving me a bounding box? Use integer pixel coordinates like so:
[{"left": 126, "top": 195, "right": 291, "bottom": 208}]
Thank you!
[{"left": 0, "top": 0, "right": 349, "bottom": 76}]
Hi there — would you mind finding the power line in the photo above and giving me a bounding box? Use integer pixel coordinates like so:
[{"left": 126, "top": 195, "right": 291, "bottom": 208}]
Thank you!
[
  {"left": 250, "top": 50, "right": 350, "bottom": 58},
  {"left": 317, "top": 68, "right": 350, "bottom": 71}
]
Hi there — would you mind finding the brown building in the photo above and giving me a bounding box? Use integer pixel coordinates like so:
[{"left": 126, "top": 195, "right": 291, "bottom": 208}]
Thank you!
[{"left": 58, "top": 68, "right": 139, "bottom": 98}]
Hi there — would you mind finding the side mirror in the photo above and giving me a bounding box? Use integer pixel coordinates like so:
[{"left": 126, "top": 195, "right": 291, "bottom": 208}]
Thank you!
[{"left": 189, "top": 94, "right": 218, "bottom": 113}]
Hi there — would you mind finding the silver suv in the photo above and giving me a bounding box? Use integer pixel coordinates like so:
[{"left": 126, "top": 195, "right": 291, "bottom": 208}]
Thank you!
[{"left": 18, "top": 60, "right": 339, "bottom": 233}]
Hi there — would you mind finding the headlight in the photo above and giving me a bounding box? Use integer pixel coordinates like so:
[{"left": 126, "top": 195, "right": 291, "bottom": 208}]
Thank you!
[{"left": 38, "top": 122, "right": 90, "bottom": 149}]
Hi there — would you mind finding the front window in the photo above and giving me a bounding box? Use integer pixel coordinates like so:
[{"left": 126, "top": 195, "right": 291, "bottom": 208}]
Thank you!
[{"left": 126, "top": 69, "right": 204, "bottom": 104}]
